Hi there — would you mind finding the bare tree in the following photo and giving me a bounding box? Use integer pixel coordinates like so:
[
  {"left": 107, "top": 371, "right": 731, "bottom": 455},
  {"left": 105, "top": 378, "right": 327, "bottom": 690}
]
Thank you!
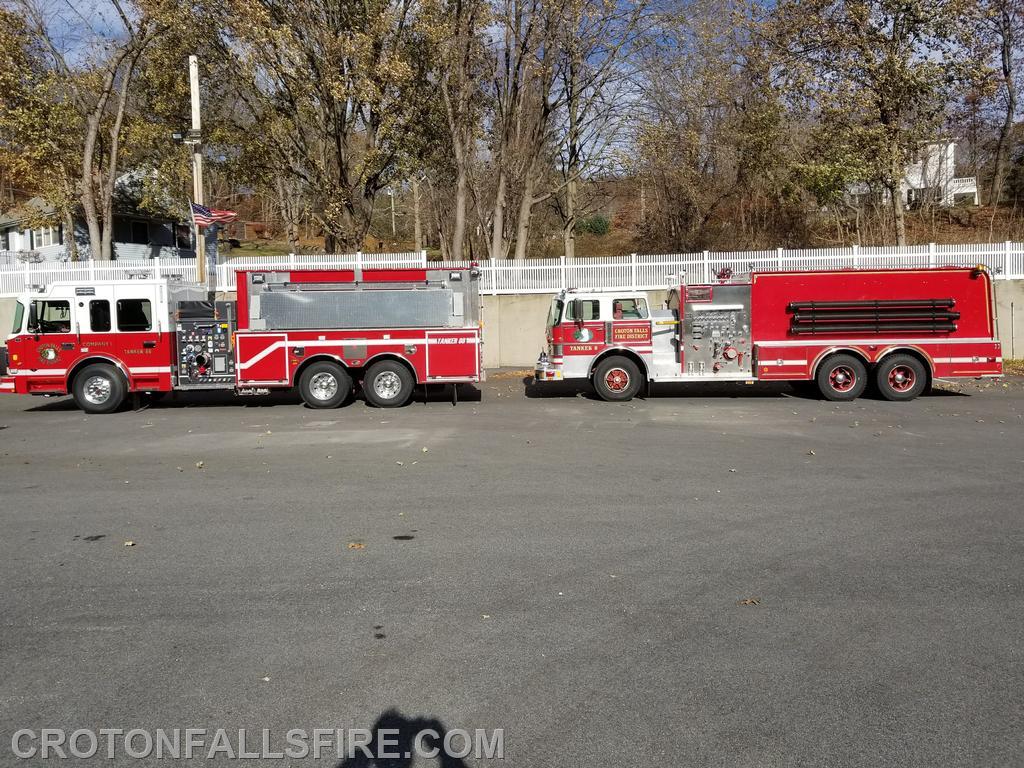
[
  {"left": 436, "top": 0, "right": 489, "bottom": 260},
  {"left": 980, "top": 0, "right": 1023, "bottom": 207},
  {"left": 15, "top": 0, "right": 161, "bottom": 259}
]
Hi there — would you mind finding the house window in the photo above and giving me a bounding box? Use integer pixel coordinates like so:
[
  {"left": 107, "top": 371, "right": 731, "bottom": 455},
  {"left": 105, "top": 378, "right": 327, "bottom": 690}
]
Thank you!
[
  {"left": 130, "top": 221, "right": 149, "bottom": 245},
  {"left": 175, "top": 224, "right": 191, "bottom": 249},
  {"left": 116, "top": 299, "right": 152, "bottom": 332},
  {"left": 32, "top": 226, "right": 61, "bottom": 248}
]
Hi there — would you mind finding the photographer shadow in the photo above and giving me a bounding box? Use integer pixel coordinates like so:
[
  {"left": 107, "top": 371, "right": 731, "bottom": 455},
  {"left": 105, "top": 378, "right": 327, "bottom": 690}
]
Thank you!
[{"left": 335, "top": 709, "right": 469, "bottom": 768}]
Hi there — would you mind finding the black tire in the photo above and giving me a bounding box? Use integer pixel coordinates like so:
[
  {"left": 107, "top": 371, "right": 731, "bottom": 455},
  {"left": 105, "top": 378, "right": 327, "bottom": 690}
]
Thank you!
[
  {"left": 875, "top": 354, "right": 928, "bottom": 401},
  {"left": 72, "top": 363, "right": 127, "bottom": 414},
  {"left": 363, "top": 360, "right": 415, "bottom": 408},
  {"left": 298, "top": 361, "right": 352, "bottom": 409},
  {"left": 816, "top": 354, "right": 867, "bottom": 402},
  {"left": 593, "top": 356, "right": 643, "bottom": 402}
]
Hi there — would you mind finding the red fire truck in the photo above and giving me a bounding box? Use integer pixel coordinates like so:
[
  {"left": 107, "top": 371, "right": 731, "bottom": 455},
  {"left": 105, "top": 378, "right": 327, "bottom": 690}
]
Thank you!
[
  {"left": 535, "top": 266, "right": 1002, "bottom": 401},
  {"left": 1, "top": 267, "right": 482, "bottom": 413}
]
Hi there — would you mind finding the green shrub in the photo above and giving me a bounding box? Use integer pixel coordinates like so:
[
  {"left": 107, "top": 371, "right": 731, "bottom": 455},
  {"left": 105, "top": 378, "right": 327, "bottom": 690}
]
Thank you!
[{"left": 577, "top": 214, "right": 610, "bottom": 236}]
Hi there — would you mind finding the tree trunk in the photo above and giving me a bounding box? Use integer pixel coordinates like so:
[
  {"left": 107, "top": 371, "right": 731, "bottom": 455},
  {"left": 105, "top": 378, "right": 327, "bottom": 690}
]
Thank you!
[
  {"left": 562, "top": 176, "right": 576, "bottom": 260},
  {"left": 80, "top": 111, "right": 104, "bottom": 260},
  {"left": 412, "top": 177, "right": 423, "bottom": 253},
  {"left": 989, "top": 9, "right": 1017, "bottom": 208},
  {"left": 99, "top": 54, "right": 137, "bottom": 261},
  {"left": 62, "top": 210, "right": 79, "bottom": 261},
  {"left": 889, "top": 143, "right": 907, "bottom": 246},
  {"left": 76, "top": 40, "right": 139, "bottom": 261},
  {"left": 452, "top": 166, "right": 468, "bottom": 261},
  {"left": 513, "top": 172, "right": 536, "bottom": 261},
  {"left": 488, "top": 171, "right": 507, "bottom": 260}
]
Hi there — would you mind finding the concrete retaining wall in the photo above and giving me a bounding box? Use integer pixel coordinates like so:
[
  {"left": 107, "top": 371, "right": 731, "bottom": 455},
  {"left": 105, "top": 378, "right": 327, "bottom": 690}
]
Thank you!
[
  {"left": 3, "top": 282, "right": 1023, "bottom": 368},
  {"left": 994, "top": 280, "right": 1023, "bottom": 361}
]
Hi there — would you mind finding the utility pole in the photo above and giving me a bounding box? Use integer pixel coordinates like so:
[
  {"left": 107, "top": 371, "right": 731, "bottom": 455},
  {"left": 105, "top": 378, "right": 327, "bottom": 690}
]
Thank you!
[
  {"left": 389, "top": 187, "right": 397, "bottom": 240},
  {"left": 188, "top": 55, "right": 206, "bottom": 284}
]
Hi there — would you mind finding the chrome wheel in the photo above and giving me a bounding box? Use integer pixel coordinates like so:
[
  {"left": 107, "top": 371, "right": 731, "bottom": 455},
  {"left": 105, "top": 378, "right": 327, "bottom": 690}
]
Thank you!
[
  {"left": 82, "top": 375, "right": 112, "bottom": 405},
  {"left": 373, "top": 371, "right": 403, "bottom": 400},
  {"left": 308, "top": 371, "right": 339, "bottom": 401},
  {"left": 604, "top": 367, "right": 630, "bottom": 392},
  {"left": 828, "top": 365, "right": 856, "bottom": 393},
  {"left": 888, "top": 365, "right": 916, "bottom": 392}
]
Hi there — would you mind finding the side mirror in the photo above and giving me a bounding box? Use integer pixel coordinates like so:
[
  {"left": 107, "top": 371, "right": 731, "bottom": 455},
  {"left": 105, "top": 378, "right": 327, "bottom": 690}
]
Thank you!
[
  {"left": 569, "top": 299, "right": 584, "bottom": 326},
  {"left": 27, "top": 303, "right": 39, "bottom": 335}
]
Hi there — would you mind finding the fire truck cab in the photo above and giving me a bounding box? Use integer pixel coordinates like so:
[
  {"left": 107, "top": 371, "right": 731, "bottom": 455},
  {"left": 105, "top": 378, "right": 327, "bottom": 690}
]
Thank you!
[
  {"left": 2, "top": 267, "right": 483, "bottom": 413},
  {"left": 535, "top": 267, "right": 1003, "bottom": 402},
  {"left": 4, "top": 279, "right": 184, "bottom": 410}
]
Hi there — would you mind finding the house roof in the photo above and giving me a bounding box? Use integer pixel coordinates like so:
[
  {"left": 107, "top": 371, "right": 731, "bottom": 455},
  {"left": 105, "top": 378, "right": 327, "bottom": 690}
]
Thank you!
[
  {"left": 1, "top": 170, "right": 187, "bottom": 229},
  {"left": 0, "top": 197, "right": 56, "bottom": 228}
]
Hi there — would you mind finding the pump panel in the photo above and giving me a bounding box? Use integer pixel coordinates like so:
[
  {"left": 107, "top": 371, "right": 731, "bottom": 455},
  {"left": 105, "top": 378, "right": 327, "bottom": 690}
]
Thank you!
[{"left": 681, "top": 284, "right": 753, "bottom": 377}]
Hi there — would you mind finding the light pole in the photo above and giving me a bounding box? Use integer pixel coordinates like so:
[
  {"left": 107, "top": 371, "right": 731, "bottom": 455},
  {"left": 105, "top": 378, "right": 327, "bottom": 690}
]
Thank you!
[{"left": 187, "top": 55, "right": 205, "bottom": 284}]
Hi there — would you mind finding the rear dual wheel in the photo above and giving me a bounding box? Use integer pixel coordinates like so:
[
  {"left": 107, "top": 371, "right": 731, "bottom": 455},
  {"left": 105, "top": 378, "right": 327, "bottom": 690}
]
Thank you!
[
  {"left": 298, "top": 361, "right": 353, "bottom": 409},
  {"left": 875, "top": 354, "right": 928, "bottom": 401},
  {"left": 815, "top": 353, "right": 928, "bottom": 402},
  {"left": 363, "top": 360, "right": 415, "bottom": 408},
  {"left": 816, "top": 354, "right": 867, "bottom": 402}
]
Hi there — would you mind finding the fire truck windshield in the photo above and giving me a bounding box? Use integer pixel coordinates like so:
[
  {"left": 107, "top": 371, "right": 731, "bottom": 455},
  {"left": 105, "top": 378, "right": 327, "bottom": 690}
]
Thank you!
[
  {"left": 546, "top": 298, "right": 563, "bottom": 330},
  {"left": 11, "top": 300, "right": 24, "bottom": 335}
]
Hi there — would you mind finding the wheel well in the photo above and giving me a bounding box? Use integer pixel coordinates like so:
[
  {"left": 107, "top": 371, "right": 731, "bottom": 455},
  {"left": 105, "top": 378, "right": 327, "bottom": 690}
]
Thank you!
[
  {"left": 363, "top": 353, "right": 418, "bottom": 383},
  {"left": 812, "top": 349, "right": 869, "bottom": 380},
  {"left": 589, "top": 348, "right": 649, "bottom": 380},
  {"left": 293, "top": 355, "right": 349, "bottom": 386},
  {"left": 876, "top": 348, "right": 933, "bottom": 385},
  {"left": 66, "top": 357, "right": 128, "bottom": 391}
]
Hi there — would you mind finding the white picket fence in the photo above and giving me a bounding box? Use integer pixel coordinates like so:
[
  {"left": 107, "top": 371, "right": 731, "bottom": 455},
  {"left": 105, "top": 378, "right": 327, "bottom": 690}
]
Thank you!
[{"left": 2, "top": 242, "right": 1023, "bottom": 297}]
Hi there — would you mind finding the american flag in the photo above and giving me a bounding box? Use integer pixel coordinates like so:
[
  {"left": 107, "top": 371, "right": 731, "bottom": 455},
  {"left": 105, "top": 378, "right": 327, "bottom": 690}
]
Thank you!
[{"left": 191, "top": 202, "right": 238, "bottom": 228}]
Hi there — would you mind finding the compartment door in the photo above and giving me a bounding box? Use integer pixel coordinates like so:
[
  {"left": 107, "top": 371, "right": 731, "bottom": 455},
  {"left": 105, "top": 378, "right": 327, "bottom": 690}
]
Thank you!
[
  {"left": 426, "top": 331, "right": 479, "bottom": 379},
  {"left": 236, "top": 333, "right": 289, "bottom": 384}
]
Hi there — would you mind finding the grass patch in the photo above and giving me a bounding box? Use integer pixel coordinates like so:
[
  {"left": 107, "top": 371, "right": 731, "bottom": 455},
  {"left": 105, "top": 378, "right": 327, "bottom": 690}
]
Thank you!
[{"left": 1004, "top": 359, "right": 1024, "bottom": 376}]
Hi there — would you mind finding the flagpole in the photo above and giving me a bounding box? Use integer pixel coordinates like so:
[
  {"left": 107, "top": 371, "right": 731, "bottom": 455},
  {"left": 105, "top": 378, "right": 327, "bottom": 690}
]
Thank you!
[
  {"left": 189, "top": 202, "right": 201, "bottom": 284},
  {"left": 189, "top": 55, "right": 206, "bottom": 286}
]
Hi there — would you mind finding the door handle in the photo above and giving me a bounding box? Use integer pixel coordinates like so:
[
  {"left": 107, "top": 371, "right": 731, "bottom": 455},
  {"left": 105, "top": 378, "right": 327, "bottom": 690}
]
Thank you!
[{"left": 143, "top": 341, "right": 157, "bottom": 349}]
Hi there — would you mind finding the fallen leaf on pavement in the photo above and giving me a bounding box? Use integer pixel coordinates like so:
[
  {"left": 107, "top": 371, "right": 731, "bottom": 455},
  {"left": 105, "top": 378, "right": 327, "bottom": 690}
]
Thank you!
[{"left": 737, "top": 597, "right": 760, "bottom": 606}]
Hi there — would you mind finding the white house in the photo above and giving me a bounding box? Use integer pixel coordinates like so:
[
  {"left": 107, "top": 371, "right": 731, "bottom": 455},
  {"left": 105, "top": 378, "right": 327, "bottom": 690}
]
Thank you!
[
  {"left": 903, "top": 141, "right": 978, "bottom": 207},
  {"left": 849, "top": 141, "right": 979, "bottom": 208},
  {"left": 0, "top": 173, "right": 196, "bottom": 263}
]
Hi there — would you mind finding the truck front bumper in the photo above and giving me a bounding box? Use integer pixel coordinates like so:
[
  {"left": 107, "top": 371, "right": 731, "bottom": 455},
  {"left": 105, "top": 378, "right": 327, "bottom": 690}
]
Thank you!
[{"left": 535, "top": 355, "right": 563, "bottom": 381}]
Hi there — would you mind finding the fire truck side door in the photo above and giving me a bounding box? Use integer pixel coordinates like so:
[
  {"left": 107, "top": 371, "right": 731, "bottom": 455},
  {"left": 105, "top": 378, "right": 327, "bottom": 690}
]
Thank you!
[
  {"left": 607, "top": 296, "right": 653, "bottom": 348},
  {"left": 106, "top": 285, "right": 169, "bottom": 389},
  {"left": 563, "top": 298, "right": 606, "bottom": 346},
  {"left": 18, "top": 296, "right": 75, "bottom": 381}
]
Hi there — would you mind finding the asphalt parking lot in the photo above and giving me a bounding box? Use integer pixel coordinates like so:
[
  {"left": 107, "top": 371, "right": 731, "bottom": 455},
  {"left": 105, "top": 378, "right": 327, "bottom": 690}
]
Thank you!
[{"left": 0, "top": 373, "right": 1022, "bottom": 766}]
